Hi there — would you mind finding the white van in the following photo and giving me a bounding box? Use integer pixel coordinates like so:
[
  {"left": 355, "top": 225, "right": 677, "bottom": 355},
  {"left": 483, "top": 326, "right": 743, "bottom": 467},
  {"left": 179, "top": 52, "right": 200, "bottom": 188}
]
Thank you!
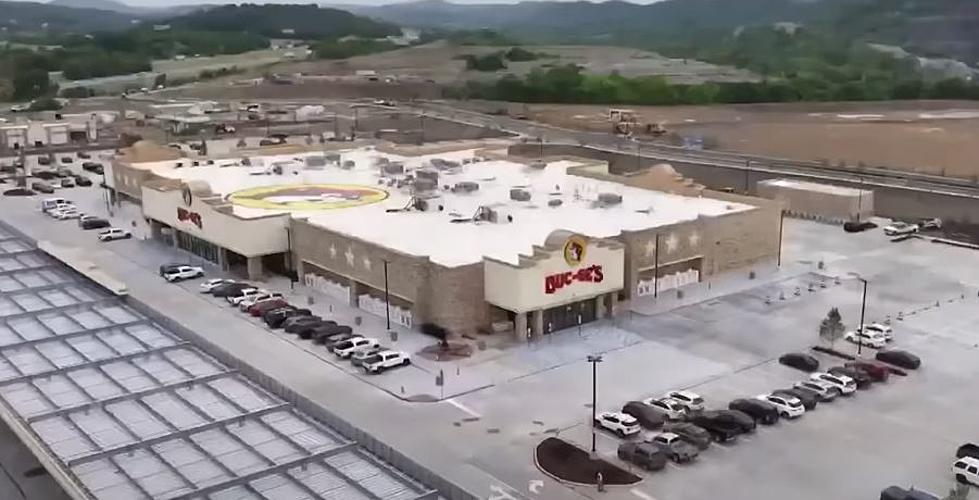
[
  {"left": 40, "top": 198, "right": 70, "bottom": 213},
  {"left": 952, "top": 456, "right": 979, "bottom": 485}
]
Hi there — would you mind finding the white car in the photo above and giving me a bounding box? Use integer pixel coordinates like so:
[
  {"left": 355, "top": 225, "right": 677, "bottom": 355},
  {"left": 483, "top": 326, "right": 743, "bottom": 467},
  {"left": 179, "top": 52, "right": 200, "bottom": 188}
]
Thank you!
[
  {"left": 332, "top": 337, "right": 380, "bottom": 358},
  {"left": 52, "top": 208, "right": 80, "bottom": 220},
  {"left": 227, "top": 288, "right": 265, "bottom": 306},
  {"left": 952, "top": 456, "right": 979, "bottom": 486},
  {"left": 238, "top": 292, "right": 284, "bottom": 310},
  {"left": 883, "top": 221, "right": 919, "bottom": 236},
  {"left": 793, "top": 380, "right": 840, "bottom": 401},
  {"left": 594, "top": 411, "right": 641, "bottom": 437},
  {"left": 163, "top": 266, "right": 204, "bottom": 282},
  {"left": 98, "top": 228, "right": 131, "bottom": 242},
  {"left": 810, "top": 372, "right": 857, "bottom": 395},
  {"left": 642, "top": 397, "right": 688, "bottom": 420},
  {"left": 664, "top": 390, "right": 705, "bottom": 412},
  {"left": 361, "top": 350, "right": 410, "bottom": 374},
  {"left": 756, "top": 393, "right": 805, "bottom": 419},
  {"left": 200, "top": 278, "right": 235, "bottom": 293},
  {"left": 844, "top": 330, "right": 887, "bottom": 349},
  {"left": 862, "top": 323, "right": 893, "bottom": 342}
]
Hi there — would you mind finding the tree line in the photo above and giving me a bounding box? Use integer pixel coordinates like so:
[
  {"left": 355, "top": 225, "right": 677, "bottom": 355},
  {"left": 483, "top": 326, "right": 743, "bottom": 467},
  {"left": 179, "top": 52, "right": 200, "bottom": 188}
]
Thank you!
[{"left": 455, "top": 63, "right": 979, "bottom": 106}]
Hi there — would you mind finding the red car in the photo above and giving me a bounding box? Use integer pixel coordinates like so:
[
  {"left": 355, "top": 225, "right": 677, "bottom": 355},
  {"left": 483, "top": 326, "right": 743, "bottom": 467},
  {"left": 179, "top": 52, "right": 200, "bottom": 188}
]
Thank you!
[
  {"left": 248, "top": 299, "right": 289, "bottom": 317},
  {"left": 845, "top": 359, "right": 891, "bottom": 382}
]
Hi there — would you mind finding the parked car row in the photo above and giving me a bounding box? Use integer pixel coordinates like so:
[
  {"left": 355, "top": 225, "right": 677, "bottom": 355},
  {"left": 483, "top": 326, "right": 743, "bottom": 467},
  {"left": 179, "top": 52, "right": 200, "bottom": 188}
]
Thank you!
[
  {"left": 603, "top": 346, "right": 922, "bottom": 473},
  {"left": 39, "top": 197, "right": 130, "bottom": 240},
  {"left": 198, "top": 278, "right": 411, "bottom": 375}
]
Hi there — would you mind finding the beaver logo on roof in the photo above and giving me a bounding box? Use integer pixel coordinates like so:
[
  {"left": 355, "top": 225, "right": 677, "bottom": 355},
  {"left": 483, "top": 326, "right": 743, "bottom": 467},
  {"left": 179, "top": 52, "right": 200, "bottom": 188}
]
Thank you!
[{"left": 228, "top": 184, "right": 389, "bottom": 211}]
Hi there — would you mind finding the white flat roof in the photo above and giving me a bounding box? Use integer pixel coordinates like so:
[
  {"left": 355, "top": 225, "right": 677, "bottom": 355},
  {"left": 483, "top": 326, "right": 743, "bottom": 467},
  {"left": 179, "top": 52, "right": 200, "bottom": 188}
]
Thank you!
[{"left": 143, "top": 147, "right": 754, "bottom": 267}]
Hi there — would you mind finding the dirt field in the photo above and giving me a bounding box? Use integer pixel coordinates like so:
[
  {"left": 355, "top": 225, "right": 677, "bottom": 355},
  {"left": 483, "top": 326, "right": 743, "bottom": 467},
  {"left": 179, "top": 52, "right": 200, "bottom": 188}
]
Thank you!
[
  {"left": 275, "top": 41, "right": 755, "bottom": 85},
  {"left": 527, "top": 100, "right": 979, "bottom": 178}
]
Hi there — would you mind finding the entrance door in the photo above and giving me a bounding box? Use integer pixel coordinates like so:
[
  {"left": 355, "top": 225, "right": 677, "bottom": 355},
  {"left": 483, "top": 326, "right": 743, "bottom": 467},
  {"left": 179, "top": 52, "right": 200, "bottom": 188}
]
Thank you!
[{"left": 543, "top": 299, "right": 597, "bottom": 334}]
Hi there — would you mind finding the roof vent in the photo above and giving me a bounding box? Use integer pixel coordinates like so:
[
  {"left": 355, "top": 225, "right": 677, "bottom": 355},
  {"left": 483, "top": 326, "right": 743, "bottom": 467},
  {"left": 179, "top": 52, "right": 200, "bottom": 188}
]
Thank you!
[
  {"left": 382, "top": 162, "right": 405, "bottom": 175},
  {"left": 305, "top": 156, "right": 327, "bottom": 168},
  {"left": 548, "top": 199, "right": 563, "bottom": 207},
  {"left": 452, "top": 181, "right": 479, "bottom": 193},
  {"left": 342, "top": 160, "right": 355, "bottom": 170},
  {"left": 598, "top": 192, "right": 623, "bottom": 205},
  {"left": 510, "top": 188, "right": 531, "bottom": 202}
]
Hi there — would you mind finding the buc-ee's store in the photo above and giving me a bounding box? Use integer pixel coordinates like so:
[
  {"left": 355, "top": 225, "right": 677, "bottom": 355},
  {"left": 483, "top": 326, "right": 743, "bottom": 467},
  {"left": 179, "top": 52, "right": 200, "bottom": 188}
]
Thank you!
[{"left": 483, "top": 231, "right": 625, "bottom": 338}]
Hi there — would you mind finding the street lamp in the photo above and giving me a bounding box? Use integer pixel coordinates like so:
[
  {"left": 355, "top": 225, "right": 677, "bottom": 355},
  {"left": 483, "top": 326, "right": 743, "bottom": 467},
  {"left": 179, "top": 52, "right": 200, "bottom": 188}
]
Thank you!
[
  {"left": 847, "top": 273, "right": 869, "bottom": 356},
  {"left": 586, "top": 354, "right": 603, "bottom": 453}
]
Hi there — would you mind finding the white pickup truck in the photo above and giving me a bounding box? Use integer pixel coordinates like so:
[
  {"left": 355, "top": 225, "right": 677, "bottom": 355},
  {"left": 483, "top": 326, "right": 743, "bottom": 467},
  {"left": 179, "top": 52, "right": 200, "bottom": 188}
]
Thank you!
[{"left": 361, "top": 350, "right": 410, "bottom": 374}]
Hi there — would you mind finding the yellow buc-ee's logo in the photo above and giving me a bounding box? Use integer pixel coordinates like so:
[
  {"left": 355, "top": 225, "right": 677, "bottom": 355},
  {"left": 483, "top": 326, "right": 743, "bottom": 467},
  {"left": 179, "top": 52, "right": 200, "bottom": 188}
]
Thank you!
[
  {"left": 563, "top": 235, "right": 587, "bottom": 267},
  {"left": 228, "top": 184, "right": 389, "bottom": 211}
]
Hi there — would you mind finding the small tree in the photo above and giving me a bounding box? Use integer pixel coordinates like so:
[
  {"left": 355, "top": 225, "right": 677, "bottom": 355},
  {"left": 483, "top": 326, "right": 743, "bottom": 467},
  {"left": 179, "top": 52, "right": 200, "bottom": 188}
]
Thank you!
[{"left": 819, "top": 307, "right": 845, "bottom": 349}]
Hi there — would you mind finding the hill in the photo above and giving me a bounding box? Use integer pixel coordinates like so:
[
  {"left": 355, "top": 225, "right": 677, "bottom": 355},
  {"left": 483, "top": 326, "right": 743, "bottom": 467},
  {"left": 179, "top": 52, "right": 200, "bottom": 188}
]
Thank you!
[
  {"left": 48, "top": 0, "right": 143, "bottom": 14},
  {"left": 0, "top": 0, "right": 138, "bottom": 33},
  {"left": 347, "top": 0, "right": 850, "bottom": 42},
  {"left": 167, "top": 4, "right": 400, "bottom": 40}
]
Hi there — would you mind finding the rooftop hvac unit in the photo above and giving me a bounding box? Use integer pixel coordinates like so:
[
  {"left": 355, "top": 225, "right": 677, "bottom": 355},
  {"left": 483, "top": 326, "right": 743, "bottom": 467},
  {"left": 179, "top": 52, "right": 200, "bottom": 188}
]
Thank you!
[
  {"left": 548, "top": 199, "right": 563, "bottom": 207},
  {"left": 452, "top": 181, "right": 479, "bottom": 193},
  {"left": 382, "top": 162, "right": 405, "bottom": 175},
  {"left": 598, "top": 192, "right": 623, "bottom": 205},
  {"left": 529, "top": 161, "right": 546, "bottom": 169},
  {"left": 510, "top": 188, "right": 531, "bottom": 202},
  {"left": 341, "top": 160, "right": 355, "bottom": 170},
  {"left": 414, "top": 177, "right": 437, "bottom": 193},
  {"left": 324, "top": 152, "right": 341, "bottom": 163},
  {"left": 305, "top": 156, "right": 327, "bottom": 168},
  {"left": 375, "top": 157, "right": 390, "bottom": 165},
  {"left": 241, "top": 157, "right": 251, "bottom": 166},
  {"left": 416, "top": 168, "right": 439, "bottom": 184}
]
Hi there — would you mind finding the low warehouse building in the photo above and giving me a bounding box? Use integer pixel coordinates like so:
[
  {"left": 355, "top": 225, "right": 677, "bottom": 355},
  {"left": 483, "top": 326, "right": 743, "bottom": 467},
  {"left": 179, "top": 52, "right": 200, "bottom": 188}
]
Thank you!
[
  {"left": 111, "top": 140, "right": 781, "bottom": 338},
  {"left": 758, "top": 178, "right": 874, "bottom": 223}
]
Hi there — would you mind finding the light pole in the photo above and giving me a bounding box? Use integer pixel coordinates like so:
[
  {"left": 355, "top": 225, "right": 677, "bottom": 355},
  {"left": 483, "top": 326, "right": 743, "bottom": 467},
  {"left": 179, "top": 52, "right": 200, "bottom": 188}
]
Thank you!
[
  {"left": 383, "top": 259, "right": 391, "bottom": 331},
  {"left": 587, "top": 354, "right": 603, "bottom": 453},
  {"left": 856, "top": 277, "right": 868, "bottom": 356}
]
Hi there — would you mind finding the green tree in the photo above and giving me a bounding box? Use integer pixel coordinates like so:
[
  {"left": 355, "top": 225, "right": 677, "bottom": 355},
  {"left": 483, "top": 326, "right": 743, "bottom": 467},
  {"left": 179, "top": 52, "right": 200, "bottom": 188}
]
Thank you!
[
  {"left": 13, "top": 68, "right": 52, "bottom": 101},
  {"left": 29, "top": 97, "right": 63, "bottom": 111},
  {"left": 819, "top": 307, "right": 845, "bottom": 349}
]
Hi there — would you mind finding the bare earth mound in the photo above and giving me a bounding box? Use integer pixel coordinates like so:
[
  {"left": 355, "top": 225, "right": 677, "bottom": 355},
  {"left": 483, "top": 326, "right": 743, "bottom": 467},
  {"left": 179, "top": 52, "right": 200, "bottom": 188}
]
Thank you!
[{"left": 535, "top": 437, "right": 641, "bottom": 486}]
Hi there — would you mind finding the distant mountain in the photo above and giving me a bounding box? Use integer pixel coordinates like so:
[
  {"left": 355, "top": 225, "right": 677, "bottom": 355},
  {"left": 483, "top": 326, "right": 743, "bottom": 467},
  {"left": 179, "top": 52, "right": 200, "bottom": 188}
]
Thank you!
[
  {"left": 0, "top": 0, "right": 139, "bottom": 33},
  {"left": 48, "top": 0, "right": 142, "bottom": 14},
  {"left": 166, "top": 4, "right": 400, "bottom": 40},
  {"left": 345, "top": 0, "right": 848, "bottom": 41}
]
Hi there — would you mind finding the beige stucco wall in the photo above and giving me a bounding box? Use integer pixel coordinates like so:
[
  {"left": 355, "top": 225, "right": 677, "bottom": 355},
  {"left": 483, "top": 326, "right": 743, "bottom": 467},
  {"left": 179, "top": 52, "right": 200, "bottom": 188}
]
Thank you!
[
  {"left": 757, "top": 179, "right": 873, "bottom": 223},
  {"left": 142, "top": 184, "right": 290, "bottom": 257},
  {"left": 484, "top": 237, "right": 624, "bottom": 314}
]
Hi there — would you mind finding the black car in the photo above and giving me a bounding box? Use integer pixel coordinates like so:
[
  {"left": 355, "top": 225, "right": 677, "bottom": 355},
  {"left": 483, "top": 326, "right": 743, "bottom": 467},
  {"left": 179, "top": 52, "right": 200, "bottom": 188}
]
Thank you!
[
  {"left": 313, "top": 324, "right": 353, "bottom": 344},
  {"left": 81, "top": 217, "right": 111, "bottom": 230},
  {"left": 773, "top": 388, "right": 819, "bottom": 411},
  {"left": 876, "top": 349, "right": 921, "bottom": 370},
  {"left": 622, "top": 401, "right": 666, "bottom": 430},
  {"left": 82, "top": 162, "right": 104, "bottom": 174},
  {"left": 689, "top": 413, "right": 742, "bottom": 443},
  {"left": 779, "top": 352, "right": 819, "bottom": 372},
  {"left": 728, "top": 398, "right": 779, "bottom": 425},
  {"left": 31, "top": 181, "right": 55, "bottom": 194},
  {"left": 844, "top": 221, "right": 878, "bottom": 233},
  {"left": 74, "top": 175, "right": 93, "bottom": 187},
  {"left": 211, "top": 282, "right": 254, "bottom": 298},
  {"left": 265, "top": 308, "right": 311, "bottom": 328},
  {"left": 37, "top": 156, "right": 51, "bottom": 166},
  {"left": 77, "top": 152, "right": 91, "bottom": 159},
  {"left": 60, "top": 156, "right": 73, "bottom": 164},
  {"left": 711, "top": 409, "right": 756, "bottom": 433},
  {"left": 662, "top": 422, "right": 712, "bottom": 450},
  {"left": 282, "top": 315, "right": 320, "bottom": 331},
  {"left": 287, "top": 317, "right": 327, "bottom": 335},
  {"left": 828, "top": 366, "right": 874, "bottom": 389}
]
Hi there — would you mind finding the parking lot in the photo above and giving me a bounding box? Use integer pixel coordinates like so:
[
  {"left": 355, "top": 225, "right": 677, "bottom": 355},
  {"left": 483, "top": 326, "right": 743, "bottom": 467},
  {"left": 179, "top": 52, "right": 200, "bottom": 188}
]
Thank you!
[{"left": 1, "top": 177, "right": 978, "bottom": 500}]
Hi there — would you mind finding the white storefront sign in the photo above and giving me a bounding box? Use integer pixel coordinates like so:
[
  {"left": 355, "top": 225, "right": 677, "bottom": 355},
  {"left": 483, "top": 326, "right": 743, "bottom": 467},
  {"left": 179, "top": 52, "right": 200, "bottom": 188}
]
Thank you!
[{"left": 484, "top": 234, "right": 624, "bottom": 313}]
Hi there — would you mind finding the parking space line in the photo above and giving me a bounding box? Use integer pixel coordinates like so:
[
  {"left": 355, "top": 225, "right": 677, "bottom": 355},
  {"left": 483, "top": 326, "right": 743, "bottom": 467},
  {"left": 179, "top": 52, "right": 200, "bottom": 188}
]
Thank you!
[
  {"left": 445, "top": 398, "right": 481, "bottom": 418},
  {"left": 630, "top": 488, "right": 657, "bottom": 500},
  {"left": 712, "top": 443, "right": 733, "bottom": 451},
  {"left": 667, "top": 462, "right": 684, "bottom": 470}
]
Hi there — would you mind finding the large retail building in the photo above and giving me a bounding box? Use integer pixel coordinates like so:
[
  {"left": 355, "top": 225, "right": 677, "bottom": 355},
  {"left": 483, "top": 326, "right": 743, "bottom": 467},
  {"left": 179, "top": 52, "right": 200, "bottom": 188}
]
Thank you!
[{"left": 108, "top": 140, "right": 782, "bottom": 338}]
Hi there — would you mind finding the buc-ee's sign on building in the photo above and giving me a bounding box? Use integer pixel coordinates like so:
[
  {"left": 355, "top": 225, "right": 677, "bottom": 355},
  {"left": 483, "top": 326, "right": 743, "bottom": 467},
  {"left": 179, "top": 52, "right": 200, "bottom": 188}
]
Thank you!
[
  {"left": 484, "top": 234, "right": 624, "bottom": 313},
  {"left": 544, "top": 236, "right": 605, "bottom": 294}
]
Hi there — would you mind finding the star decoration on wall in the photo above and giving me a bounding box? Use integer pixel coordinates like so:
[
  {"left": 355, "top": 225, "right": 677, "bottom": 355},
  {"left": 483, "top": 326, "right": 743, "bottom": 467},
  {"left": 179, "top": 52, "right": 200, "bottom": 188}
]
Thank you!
[
  {"left": 345, "top": 247, "right": 355, "bottom": 267},
  {"left": 644, "top": 239, "right": 657, "bottom": 258},
  {"left": 329, "top": 244, "right": 337, "bottom": 259},
  {"left": 665, "top": 233, "right": 679, "bottom": 254},
  {"left": 363, "top": 257, "right": 372, "bottom": 271},
  {"left": 688, "top": 231, "right": 701, "bottom": 248}
]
